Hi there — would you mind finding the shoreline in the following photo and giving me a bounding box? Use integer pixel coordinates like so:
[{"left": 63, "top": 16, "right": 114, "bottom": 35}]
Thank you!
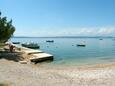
[
  {"left": 3, "top": 43, "right": 115, "bottom": 69},
  {"left": 38, "top": 61, "right": 115, "bottom": 70},
  {"left": 1, "top": 44, "right": 115, "bottom": 86}
]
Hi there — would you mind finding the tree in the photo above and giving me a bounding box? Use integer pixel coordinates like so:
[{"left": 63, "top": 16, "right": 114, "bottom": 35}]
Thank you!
[{"left": 0, "top": 11, "right": 15, "bottom": 43}]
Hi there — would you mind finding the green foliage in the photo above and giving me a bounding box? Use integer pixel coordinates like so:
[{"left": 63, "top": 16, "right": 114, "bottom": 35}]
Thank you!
[{"left": 0, "top": 11, "right": 15, "bottom": 43}]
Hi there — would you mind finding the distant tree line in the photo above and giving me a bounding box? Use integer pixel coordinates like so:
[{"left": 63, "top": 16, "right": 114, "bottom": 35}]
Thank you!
[{"left": 0, "top": 11, "right": 15, "bottom": 43}]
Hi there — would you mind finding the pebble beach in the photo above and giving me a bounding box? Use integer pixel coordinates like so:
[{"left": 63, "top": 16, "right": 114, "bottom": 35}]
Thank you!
[{"left": 0, "top": 58, "right": 115, "bottom": 86}]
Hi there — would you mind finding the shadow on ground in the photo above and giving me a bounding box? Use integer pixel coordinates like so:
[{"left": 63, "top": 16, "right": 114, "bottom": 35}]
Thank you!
[{"left": 0, "top": 51, "right": 24, "bottom": 62}]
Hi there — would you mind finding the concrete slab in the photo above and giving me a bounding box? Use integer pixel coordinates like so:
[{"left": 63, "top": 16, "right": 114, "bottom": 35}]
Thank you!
[{"left": 30, "top": 53, "right": 53, "bottom": 63}]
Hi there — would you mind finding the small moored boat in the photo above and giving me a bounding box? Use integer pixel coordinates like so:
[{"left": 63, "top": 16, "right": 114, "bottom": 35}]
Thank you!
[
  {"left": 99, "top": 38, "right": 103, "bottom": 40},
  {"left": 77, "top": 41, "right": 86, "bottom": 47},
  {"left": 13, "top": 42, "right": 20, "bottom": 44},
  {"left": 46, "top": 40, "right": 54, "bottom": 43},
  {"left": 77, "top": 44, "right": 86, "bottom": 47},
  {"left": 22, "top": 43, "right": 40, "bottom": 49}
]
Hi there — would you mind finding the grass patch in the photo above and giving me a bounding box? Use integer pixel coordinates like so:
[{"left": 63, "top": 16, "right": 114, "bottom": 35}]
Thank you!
[{"left": 0, "top": 83, "right": 8, "bottom": 86}]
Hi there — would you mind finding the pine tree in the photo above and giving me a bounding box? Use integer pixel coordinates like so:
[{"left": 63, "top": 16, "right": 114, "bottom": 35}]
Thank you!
[{"left": 0, "top": 12, "right": 15, "bottom": 43}]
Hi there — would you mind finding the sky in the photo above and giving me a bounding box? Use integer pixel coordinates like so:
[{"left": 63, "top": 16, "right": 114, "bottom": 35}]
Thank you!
[{"left": 0, "top": 0, "right": 115, "bottom": 37}]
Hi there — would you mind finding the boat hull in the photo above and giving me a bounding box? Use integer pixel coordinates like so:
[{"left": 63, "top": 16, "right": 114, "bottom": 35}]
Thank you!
[{"left": 22, "top": 44, "right": 40, "bottom": 49}]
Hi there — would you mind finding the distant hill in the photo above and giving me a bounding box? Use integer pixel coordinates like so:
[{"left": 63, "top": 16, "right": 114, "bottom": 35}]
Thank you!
[{"left": 13, "top": 36, "right": 114, "bottom": 38}]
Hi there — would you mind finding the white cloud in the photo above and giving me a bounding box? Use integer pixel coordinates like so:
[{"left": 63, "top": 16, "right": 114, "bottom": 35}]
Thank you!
[
  {"left": 97, "top": 27, "right": 115, "bottom": 34},
  {"left": 67, "top": 27, "right": 115, "bottom": 36},
  {"left": 14, "top": 26, "right": 115, "bottom": 36}
]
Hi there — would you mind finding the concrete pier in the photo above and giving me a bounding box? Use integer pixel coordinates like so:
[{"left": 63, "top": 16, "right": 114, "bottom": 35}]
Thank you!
[
  {"left": 30, "top": 53, "right": 53, "bottom": 63},
  {"left": 12, "top": 44, "right": 54, "bottom": 63}
]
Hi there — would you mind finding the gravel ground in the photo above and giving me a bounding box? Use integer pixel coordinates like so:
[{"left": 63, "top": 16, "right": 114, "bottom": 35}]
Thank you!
[{"left": 0, "top": 59, "right": 115, "bottom": 86}]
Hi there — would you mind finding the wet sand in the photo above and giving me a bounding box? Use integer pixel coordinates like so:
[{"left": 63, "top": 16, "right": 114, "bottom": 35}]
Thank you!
[{"left": 0, "top": 58, "right": 115, "bottom": 86}]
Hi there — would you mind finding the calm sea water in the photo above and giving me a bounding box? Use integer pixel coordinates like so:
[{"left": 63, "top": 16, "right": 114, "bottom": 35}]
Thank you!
[{"left": 11, "top": 37, "right": 115, "bottom": 66}]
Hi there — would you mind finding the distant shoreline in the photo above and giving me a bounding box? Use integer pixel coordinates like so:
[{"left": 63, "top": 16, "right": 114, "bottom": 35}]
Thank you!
[{"left": 13, "top": 36, "right": 115, "bottom": 38}]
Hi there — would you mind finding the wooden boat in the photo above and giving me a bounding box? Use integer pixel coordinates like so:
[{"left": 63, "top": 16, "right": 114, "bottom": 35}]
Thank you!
[{"left": 22, "top": 43, "right": 40, "bottom": 49}]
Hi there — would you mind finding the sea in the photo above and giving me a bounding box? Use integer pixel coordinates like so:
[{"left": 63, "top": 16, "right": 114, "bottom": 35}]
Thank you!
[{"left": 11, "top": 37, "right": 115, "bottom": 66}]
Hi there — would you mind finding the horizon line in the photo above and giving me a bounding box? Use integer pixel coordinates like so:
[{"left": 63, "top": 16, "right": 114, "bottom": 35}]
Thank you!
[{"left": 13, "top": 36, "right": 115, "bottom": 38}]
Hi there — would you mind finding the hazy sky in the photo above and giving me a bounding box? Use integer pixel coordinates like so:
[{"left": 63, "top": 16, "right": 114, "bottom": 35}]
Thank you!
[{"left": 0, "top": 0, "right": 115, "bottom": 37}]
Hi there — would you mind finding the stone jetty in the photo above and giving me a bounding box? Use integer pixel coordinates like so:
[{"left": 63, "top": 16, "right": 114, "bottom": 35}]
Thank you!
[{"left": 12, "top": 44, "right": 53, "bottom": 63}]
